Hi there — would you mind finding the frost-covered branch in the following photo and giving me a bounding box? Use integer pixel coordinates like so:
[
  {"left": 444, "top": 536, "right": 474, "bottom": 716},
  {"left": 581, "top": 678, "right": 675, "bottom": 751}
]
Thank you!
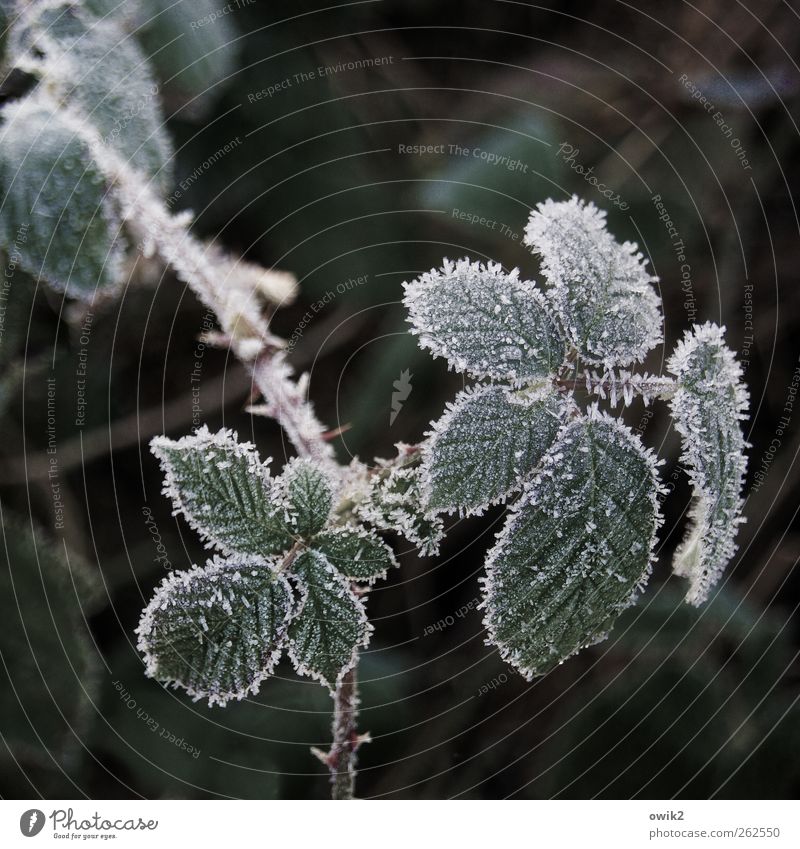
[{"left": 49, "top": 95, "right": 335, "bottom": 468}]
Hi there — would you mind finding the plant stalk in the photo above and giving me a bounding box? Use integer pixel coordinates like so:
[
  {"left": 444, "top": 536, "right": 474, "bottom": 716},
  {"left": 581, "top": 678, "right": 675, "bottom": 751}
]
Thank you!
[{"left": 329, "top": 664, "right": 360, "bottom": 800}]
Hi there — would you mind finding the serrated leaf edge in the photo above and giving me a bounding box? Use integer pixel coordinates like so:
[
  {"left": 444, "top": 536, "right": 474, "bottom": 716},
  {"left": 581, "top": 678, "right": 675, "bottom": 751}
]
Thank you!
[
  {"left": 287, "top": 552, "right": 372, "bottom": 692},
  {"left": 135, "top": 555, "right": 294, "bottom": 707},
  {"left": 150, "top": 425, "right": 285, "bottom": 562},
  {"left": 419, "top": 382, "right": 567, "bottom": 517},
  {"left": 479, "top": 406, "right": 665, "bottom": 679}
]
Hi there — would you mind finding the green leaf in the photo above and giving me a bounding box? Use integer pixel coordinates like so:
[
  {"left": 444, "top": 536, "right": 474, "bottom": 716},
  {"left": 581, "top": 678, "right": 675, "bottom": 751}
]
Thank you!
[
  {"left": 0, "top": 516, "right": 100, "bottom": 761},
  {"left": 279, "top": 458, "right": 333, "bottom": 538},
  {"left": 667, "top": 322, "right": 749, "bottom": 605},
  {"left": 136, "top": 555, "right": 294, "bottom": 706},
  {"left": 483, "top": 410, "right": 662, "bottom": 678},
  {"left": 524, "top": 196, "right": 662, "bottom": 367},
  {"left": 0, "top": 99, "right": 125, "bottom": 298},
  {"left": 357, "top": 462, "right": 445, "bottom": 557},
  {"left": 151, "top": 426, "right": 294, "bottom": 559},
  {"left": 314, "top": 526, "right": 397, "bottom": 584},
  {"left": 422, "top": 384, "right": 564, "bottom": 514},
  {"left": 403, "top": 259, "right": 566, "bottom": 382},
  {"left": 10, "top": 1, "right": 172, "bottom": 190},
  {"left": 86, "top": 0, "right": 237, "bottom": 117},
  {"left": 288, "top": 550, "right": 371, "bottom": 690}
]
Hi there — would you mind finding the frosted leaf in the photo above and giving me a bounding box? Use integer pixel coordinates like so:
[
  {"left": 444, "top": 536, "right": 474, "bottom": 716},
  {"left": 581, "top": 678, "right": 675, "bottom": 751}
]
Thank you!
[
  {"left": 524, "top": 196, "right": 662, "bottom": 367},
  {"left": 287, "top": 550, "right": 371, "bottom": 691},
  {"left": 136, "top": 555, "right": 294, "bottom": 707},
  {"left": 357, "top": 464, "right": 445, "bottom": 557},
  {"left": 151, "top": 426, "right": 293, "bottom": 559},
  {"left": 667, "top": 323, "right": 749, "bottom": 605},
  {"left": 277, "top": 458, "right": 334, "bottom": 538},
  {"left": 403, "top": 259, "right": 566, "bottom": 382},
  {"left": 422, "top": 384, "right": 565, "bottom": 515},
  {"left": 314, "top": 526, "right": 398, "bottom": 584},
  {"left": 10, "top": 1, "right": 172, "bottom": 191},
  {"left": 0, "top": 98, "right": 124, "bottom": 298},
  {"left": 87, "top": 0, "right": 237, "bottom": 117},
  {"left": 482, "top": 410, "right": 663, "bottom": 678}
]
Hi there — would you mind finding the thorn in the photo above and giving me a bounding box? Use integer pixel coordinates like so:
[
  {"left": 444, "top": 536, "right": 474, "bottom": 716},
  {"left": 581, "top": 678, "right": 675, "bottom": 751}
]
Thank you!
[
  {"left": 310, "top": 746, "right": 333, "bottom": 766},
  {"left": 354, "top": 732, "right": 371, "bottom": 749},
  {"left": 322, "top": 423, "right": 352, "bottom": 441}
]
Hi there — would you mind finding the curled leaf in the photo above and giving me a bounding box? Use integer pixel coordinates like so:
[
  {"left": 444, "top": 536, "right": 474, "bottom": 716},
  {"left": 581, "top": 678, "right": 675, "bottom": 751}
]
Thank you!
[{"left": 667, "top": 322, "right": 749, "bottom": 605}]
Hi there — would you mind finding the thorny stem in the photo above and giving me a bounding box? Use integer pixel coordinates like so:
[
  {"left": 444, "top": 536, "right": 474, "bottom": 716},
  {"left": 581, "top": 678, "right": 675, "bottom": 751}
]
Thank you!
[
  {"left": 49, "top": 100, "right": 357, "bottom": 781},
  {"left": 329, "top": 664, "right": 361, "bottom": 800},
  {"left": 54, "top": 98, "right": 337, "bottom": 471}
]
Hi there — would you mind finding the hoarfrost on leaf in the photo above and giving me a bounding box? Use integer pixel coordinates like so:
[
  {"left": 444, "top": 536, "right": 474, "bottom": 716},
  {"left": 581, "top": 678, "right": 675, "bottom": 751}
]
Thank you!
[
  {"left": 358, "top": 462, "right": 445, "bottom": 557},
  {"left": 403, "top": 259, "right": 566, "bottom": 383},
  {"left": 667, "top": 322, "right": 748, "bottom": 605},
  {"left": 151, "top": 426, "right": 294, "bottom": 559},
  {"left": 313, "top": 526, "right": 398, "bottom": 584},
  {"left": 524, "top": 196, "right": 662, "bottom": 367},
  {"left": 0, "top": 98, "right": 125, "bottom": 298},
  {"left": 278, "top": 457, "right": 334, "bottom": 538},
  {"left": 136, "top": 555, "right": 294, "bottom": 707},
  {"left": 422, "top": 384, "right": 565, "bottom": 514},
  {"left": 287, "top": 550, "right": 371, "bottom": 691},
  {"left": 482, "top": 410, "right": 663, "bottom": 678},
  {"left": 9, "top": 0, "right": 172, "bottom": 191}
]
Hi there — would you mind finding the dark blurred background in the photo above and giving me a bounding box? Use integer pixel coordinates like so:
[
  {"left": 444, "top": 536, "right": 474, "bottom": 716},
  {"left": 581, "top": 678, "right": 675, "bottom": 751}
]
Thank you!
[{"left": 1, "top": 0, "right": 799, "bottom": 799}]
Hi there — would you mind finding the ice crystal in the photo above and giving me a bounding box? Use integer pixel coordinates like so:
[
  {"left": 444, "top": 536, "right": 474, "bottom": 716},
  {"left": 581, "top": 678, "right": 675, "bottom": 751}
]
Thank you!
[
  {"left": 313, "top": 526, "right": 398, "bottom": 584},
  {"left": 403, "top": 259, "right": 566, "bottom": 383},
  {"left": 358, "top": 463, "right": 445, "bottom": 557},
  {"left": 287, "top": 550, "right": 372, "bottom": 691},
  {"left": 482, "top": 409, "right": 663, "bottom": 678},
  {"left": 136, "top": 555, "right": 294, "bottom": 707},
  {"left": 524, "top": 196, "right": 662, "bottom": 367},
  {"left": 667, "top": 323, "right": 749, "bottom": 605},
  {"left": 421, "top": 384, "right": 566, "bottom": 515},
  {"left": 151, "top": 426, "right": 293, "bottom": 560},
  {"left": 277, "top": 457, "right": 335, "bottom": 538}
]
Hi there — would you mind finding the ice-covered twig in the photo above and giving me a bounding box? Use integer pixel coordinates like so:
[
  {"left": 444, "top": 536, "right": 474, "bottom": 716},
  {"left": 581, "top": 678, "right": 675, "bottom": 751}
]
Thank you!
[{"left": 47, "top": 94, "right": 334, "bottom": 468}]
